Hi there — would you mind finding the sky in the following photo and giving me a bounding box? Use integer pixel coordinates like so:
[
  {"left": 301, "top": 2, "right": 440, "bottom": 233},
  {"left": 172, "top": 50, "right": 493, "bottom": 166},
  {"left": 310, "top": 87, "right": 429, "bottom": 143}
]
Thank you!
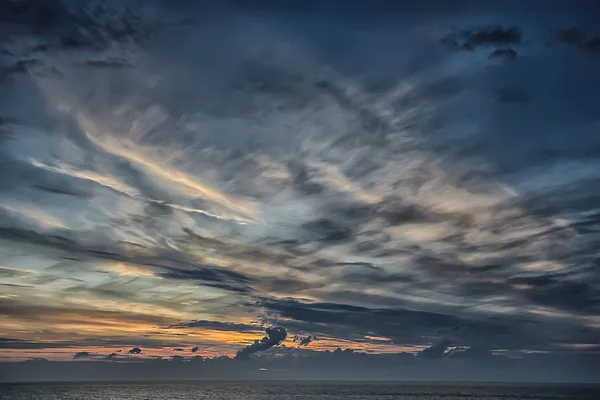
[{"left": 0, "top": 0, "right": 600, "bottom": 383}]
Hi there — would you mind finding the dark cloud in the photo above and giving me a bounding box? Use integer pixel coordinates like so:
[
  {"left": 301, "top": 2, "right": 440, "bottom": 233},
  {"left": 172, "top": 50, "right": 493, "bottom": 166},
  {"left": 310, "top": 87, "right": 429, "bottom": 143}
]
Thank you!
[
  {"left": 191, "top": 346, "right": 199, "bottom": 353},
  {"left": 168, "top": 320, "right": 261, "bottom": 332},
  {"left": 173, "top": 348, "right": 184, "bottom": 351},
  {"left": 128, "top": 347, "right": 142, "bottom": 354},
  {"left": 2, "top": 349, "right": 600, "bottom": 383},
  {"left": 301, "top": 219, "right": 353, "bottom": 243},
  {"left": 293, "top": 335, "right": 314, "bottom": 347},
  {"left": 553, "top": 28, "right": 600, "bottom": 53},
  {"left": 73, "top": 351, "right": 93, "bottom": 360},
  {"left": 441, "top": 26, "right": 522, "bottom": 51},
  {"left": 488, "top": 47, "right": 518, "bottom": 62},
  {"left": 0, "top": 267, "right": 31, "bottom": 278},
  {"left": 235, "top": 327, "right": 287, "bottom": 359},
  {"left": 0, "top": 338, "right": 75, "bottom": 349},
  {"left": 31, "top": 184, "right": 91, "bottom": 198},
  {"left": 74, "top": 58, "right": 133, "bottom": 69}
]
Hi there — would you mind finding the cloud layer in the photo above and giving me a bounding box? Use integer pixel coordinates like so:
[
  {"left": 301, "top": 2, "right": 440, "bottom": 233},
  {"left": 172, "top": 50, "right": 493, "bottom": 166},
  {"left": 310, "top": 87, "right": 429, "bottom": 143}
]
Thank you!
[{"left": 0, "top": 0, "right": 599, "bottom": 382}]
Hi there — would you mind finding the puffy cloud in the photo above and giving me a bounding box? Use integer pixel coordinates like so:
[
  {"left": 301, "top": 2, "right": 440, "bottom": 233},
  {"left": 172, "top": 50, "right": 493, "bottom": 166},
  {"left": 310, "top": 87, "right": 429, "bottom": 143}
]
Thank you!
[
  {"left": 128, "top": 347, "right": 142, "bottom": 354},
  {"left": 235, "top": 327, "right": 287, "bottom": 359}
]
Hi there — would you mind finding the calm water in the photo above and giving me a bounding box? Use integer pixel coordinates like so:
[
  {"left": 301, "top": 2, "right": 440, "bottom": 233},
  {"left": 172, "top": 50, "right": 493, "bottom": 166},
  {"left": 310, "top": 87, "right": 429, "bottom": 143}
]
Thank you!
[{"left": 0, "top": 382, "right": 599, "bottom": 400}]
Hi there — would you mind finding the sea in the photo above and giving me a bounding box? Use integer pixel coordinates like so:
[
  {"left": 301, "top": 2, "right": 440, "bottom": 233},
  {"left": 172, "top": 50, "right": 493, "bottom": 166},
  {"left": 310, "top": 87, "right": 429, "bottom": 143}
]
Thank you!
[{"left": 0, "top": 382, "right": 599, "bottom": 400}]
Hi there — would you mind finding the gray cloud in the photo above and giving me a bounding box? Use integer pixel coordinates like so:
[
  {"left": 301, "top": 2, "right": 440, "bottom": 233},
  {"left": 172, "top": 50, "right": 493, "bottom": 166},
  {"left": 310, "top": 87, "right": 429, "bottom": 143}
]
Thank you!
[
  {"left": 73, "top": 351, "right": 93, "bottom": 359},
  {"left": 128, "top": 347, "right": 142, "bottom": 354},
  {"left": 168, "top": 320, "right": 261, "bottom": 332},
  {"left": 553, "top": 28, "right": 600, "bottom": 53},
  {"left": 1, "top": 0, "right": 600, "bottom": 378},
  {"left": 441, "top": 26, "right": 522, "bottom": 51},
  {"left": 235, "top": 327, "right": 287, "bottom": 359},
  {"left": 488, "top": 47, "right": 518, "bottom": 62}
]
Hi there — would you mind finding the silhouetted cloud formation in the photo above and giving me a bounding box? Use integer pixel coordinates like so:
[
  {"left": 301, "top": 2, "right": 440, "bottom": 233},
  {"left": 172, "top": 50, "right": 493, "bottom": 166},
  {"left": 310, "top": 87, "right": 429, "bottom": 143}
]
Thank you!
[
  {"left": 235, "top": 327, "right": 287, "bottom": 359},
  {"left": 72, "top": 351, "right": 92, "bottom": 360},
  {"left": 293, "top": 335, "right": 314, "bottom": 347},
  {"left": 191, "top": 346, "right": 199, "bottom": 353},
  {"left": 128, "top": 347, "right": 142, "bottom": 354}
]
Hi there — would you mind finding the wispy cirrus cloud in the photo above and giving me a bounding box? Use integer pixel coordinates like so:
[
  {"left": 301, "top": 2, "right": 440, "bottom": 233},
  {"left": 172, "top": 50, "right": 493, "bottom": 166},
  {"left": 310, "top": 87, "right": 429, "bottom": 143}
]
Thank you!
[{"left": 0, "top": 0, "right": 599, "bottom": 378}]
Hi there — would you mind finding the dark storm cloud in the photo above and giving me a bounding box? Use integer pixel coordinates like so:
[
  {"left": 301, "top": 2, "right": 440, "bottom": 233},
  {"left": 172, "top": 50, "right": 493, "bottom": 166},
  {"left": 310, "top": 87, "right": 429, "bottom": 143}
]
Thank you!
[
  {"left": 128, "top": 347, "right": 142, "bottom": 354},
  {"left": 235, "top": 327, "right": 287, "bottom": 359},
  {"left": 168, "top": 320, "right": 261, "bottom": 332},
  {"left": 441, "top": 26, "right": 522, "bottom": 51},
  {"left": 553, "top": 28, "right": 600, "bottom": 53},
  {"left": 191, "top": 346, "right": 199, "bottom": 353}
]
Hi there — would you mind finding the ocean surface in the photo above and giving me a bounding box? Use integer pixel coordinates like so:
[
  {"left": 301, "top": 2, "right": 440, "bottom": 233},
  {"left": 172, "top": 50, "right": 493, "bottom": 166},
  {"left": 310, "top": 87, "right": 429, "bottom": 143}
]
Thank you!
[{"left": 1, "top": 382, "right": 599, "bottom": 400}]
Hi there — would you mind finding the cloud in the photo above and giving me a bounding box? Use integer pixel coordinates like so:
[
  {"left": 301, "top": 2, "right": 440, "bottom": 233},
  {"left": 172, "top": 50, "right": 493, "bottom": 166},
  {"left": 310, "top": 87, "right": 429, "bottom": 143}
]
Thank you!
[
  {"left": 73, "top": 351, "right": 93, "bottom": 359},
  {"left": 128, "top": 347, "right": 142, "bottom": 354},
  {"left": 31, "top": 184, "right": 91, "bottom": 199},
  {"left": 553, "top": 28, "right": 600, "bottom": 53},
  {"left": 293, "top": 335, "right": 314, "bottom": 347},
  {"left": 441, "top": 26, "right": 522, "bottom": 51},
  {"left": 0, "top": 267, "right": 31, "bottom": 278},
  {"left": 191, "top": 346, "right": 199, "bottom": 353},
  {"left": 168, "top": 320, "right": 261, "bottom": 332},
  {"left": 488, "top": 47, "right": 518, "bottom": 62},
  {"left": 173, "top": 348, "right": 184, "bottom": 351},
  {"left": 235, "top": 327, "right": 287, "bottom": 359},
  {"left": 1, "top": 0, "right": 600, "bottom": 372}
]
